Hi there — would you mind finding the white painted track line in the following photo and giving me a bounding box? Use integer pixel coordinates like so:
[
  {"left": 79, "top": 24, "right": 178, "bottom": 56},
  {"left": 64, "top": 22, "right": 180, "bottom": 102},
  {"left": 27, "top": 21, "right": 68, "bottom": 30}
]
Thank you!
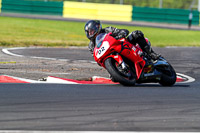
[{"left": 0, "top": 131, "right": 195, "bottom": 133}]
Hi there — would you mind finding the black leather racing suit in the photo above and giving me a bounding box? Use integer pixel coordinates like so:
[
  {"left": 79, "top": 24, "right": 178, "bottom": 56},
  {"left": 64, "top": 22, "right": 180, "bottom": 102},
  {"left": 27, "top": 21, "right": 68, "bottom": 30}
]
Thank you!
[{"left": 88, "top": 26, "right": 159, "bottom": 60}]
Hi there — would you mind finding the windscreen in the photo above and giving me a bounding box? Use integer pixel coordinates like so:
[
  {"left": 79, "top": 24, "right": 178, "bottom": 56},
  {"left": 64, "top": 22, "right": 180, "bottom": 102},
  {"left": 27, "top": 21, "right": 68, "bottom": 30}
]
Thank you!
[{"left": 95, "top": 33, "right": 107, "bottom": 48}]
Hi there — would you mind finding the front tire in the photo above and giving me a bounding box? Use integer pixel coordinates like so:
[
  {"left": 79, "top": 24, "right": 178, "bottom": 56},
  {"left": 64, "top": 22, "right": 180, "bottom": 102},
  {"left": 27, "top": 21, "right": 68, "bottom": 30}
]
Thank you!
[{"left": 104, "top": 58, "right": 136, "bottom": 86}]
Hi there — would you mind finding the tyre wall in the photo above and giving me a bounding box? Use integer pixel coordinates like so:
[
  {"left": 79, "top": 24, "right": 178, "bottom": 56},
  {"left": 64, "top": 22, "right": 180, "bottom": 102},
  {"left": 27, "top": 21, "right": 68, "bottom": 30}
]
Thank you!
[
  {"left": 132, "top": 6, "right": 199, "bottom": 25},
  {"left": 63, "top": 1, "right": 132, "bottom": 22},
  {"left": 0, "top": 0, "right": 199, "bottom": 25},
  {"left": 1, "top": 0, "right": 63, "bottom": 16}
]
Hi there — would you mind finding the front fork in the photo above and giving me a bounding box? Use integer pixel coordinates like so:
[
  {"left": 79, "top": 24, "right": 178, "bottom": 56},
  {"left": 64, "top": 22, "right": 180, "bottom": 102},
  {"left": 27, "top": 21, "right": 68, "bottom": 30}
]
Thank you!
[
  {"left": 103, "top": 53, "right": 145, "bottom": 80},
  {"left": 103, "top": 53, "right": 124, "bottom": 68}
]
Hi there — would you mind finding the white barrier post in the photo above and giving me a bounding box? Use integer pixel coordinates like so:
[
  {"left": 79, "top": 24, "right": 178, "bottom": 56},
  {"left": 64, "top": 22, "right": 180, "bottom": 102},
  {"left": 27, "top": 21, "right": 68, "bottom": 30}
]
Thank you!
[{"left": 198, "top": 0, "right": 200, "bottom": 12}]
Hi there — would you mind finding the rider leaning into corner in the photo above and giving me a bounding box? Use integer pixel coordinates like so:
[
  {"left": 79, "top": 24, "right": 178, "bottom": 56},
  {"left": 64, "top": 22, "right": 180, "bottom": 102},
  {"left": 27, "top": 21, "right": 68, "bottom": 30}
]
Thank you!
[{"left": 84, "top": 20, "right": 160, "bottom": 64}]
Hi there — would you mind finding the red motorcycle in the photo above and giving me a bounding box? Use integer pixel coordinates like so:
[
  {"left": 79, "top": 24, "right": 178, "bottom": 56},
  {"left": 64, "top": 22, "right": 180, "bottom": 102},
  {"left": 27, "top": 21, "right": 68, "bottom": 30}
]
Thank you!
[{"left": 93, "top": 32, "right": 176, "bottom": 86}]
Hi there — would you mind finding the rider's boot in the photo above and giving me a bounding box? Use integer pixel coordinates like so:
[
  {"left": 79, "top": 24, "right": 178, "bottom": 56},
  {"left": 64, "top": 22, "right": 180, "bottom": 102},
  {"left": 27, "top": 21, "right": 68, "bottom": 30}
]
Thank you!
[
  {"left": 143, "top": 55, "right": 153, "bottom": 67},
  {"left": 143, "top": 45, "right": 160, "bottom": 61}
]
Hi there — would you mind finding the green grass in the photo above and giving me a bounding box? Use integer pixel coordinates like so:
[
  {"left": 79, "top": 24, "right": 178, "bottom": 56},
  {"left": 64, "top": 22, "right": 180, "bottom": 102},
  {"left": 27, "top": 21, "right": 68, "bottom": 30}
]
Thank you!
[{"left": 0, "top": 16, "right": 200, "bottom": 47}]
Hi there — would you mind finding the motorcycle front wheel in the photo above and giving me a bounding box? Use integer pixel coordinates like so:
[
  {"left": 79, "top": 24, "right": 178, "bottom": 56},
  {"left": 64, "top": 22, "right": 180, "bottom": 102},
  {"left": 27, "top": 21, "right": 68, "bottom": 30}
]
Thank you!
[{"left": 104, "top": 58, "right": 136, "bottom": 86}]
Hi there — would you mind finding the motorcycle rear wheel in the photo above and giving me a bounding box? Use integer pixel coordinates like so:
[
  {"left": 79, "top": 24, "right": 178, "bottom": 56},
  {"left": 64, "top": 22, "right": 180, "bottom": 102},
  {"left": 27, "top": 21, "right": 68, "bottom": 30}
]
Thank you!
[
  {"left": 158, "top": 64, "right": 177, "bottom": 86},
  {"left": 104, "top": 58, "right": 136, "bottom": 86}
]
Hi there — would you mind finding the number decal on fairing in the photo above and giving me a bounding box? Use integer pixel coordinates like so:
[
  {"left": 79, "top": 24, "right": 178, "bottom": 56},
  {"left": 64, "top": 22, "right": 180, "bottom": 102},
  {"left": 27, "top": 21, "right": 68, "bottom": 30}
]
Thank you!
[
  {"left": 96, "top": 41, "right": 109, "bottom": 59},
  {"left": 98, "top": 47, "right": 105, "bottom": 55}
]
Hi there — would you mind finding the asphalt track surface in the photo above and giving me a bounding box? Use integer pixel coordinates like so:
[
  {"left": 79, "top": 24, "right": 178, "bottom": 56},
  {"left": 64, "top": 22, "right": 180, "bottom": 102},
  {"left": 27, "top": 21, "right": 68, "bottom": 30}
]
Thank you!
[{"left": 0, "top": 47, "right": 200, "bottom": 131}]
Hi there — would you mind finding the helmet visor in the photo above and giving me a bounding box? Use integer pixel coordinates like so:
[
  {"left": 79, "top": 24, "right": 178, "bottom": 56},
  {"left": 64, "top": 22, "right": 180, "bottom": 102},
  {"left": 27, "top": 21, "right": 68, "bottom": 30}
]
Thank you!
[{"left": 88, "top": 28, "right": 96, "bottom": 36}]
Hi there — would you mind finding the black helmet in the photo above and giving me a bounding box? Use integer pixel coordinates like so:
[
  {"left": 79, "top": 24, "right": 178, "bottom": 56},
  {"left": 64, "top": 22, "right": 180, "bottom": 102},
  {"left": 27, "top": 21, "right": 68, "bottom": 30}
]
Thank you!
[{"left": 84, "top": 20, "right": 102, "bottom": 40}]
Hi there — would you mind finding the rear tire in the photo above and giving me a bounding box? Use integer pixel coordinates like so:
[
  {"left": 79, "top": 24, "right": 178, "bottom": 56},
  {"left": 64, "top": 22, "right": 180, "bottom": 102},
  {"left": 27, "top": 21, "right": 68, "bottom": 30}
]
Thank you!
[
  {"left": 104, "top": 58, "right": 136, "bottom": 86},
  {"left": 158, "top": 64, "right": 176, "bottom": 86}
]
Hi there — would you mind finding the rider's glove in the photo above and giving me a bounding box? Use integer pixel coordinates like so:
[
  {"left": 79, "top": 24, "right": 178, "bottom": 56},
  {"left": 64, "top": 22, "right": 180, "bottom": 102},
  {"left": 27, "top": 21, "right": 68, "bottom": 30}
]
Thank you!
[{"left": 115, "top": 31, "right": 127, "bottom": 40}]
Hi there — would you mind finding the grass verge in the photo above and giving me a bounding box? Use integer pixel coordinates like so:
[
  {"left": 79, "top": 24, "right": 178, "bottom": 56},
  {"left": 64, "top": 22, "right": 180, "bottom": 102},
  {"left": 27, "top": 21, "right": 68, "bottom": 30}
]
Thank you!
[{"left": 0, "top": 16, "right": 200, "bottom": 47}]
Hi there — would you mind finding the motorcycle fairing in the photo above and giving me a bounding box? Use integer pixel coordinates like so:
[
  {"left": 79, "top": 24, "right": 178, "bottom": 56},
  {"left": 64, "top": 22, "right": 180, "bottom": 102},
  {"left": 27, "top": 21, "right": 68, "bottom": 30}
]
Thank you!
[
  {"left": 117, "top": 41, "right": 146, "bottom": 80},
  {"left": 94, "top": 33, "right": 146, "bottom": 80}
]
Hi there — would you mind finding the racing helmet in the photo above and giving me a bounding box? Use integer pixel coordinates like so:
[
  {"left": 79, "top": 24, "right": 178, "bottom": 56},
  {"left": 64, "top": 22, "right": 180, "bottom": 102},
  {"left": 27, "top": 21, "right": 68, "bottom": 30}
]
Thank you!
[{"left": 84, "top": 20, "right": 102, "bottom": 40}]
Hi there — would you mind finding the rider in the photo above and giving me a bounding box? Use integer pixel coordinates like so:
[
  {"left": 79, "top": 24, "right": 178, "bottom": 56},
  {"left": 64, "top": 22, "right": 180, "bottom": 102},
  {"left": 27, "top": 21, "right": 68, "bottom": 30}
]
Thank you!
[{"left": 84, "top": 20, "right": 160, "bottom": 60}]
